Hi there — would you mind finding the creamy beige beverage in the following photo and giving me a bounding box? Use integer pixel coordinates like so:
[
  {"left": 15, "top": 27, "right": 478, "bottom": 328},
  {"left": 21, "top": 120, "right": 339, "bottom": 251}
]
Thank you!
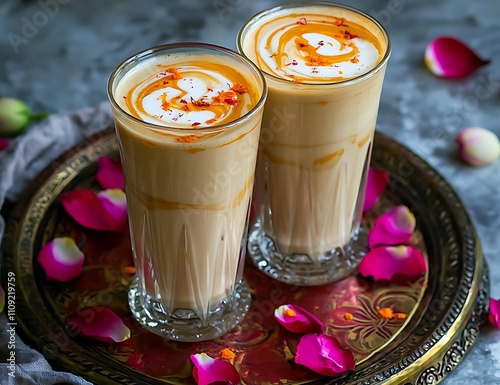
[
  {"left": 238, "top": 3, "right": 390, "bottom": 284},
  {"left": 108, "top": 44, "right": 266, "bottom": 340}
]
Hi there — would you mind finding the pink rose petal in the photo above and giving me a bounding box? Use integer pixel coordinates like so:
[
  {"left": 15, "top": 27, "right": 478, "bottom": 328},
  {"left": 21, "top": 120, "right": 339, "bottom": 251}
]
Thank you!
[
  {"left": 488, "top": 298, "right": 500, "bottom": 328},
  {"left": 67, "top": 306, "right": 130, "bottom": 343},
  {"left": 425, "top": 36, "right": 489, "bottom": 79},
  {"left": 359, "top": 245, "right": 427, "bottom": 281},
  {"left": 0, "top": 138, "right": 10, "bottom": 152},
  {"left": 37, "top": 237, "right": 85, "bottom": 282},
  {"left": 368, "top": 205, "right": 416, "bottom": 249},
  {"left": 0, "top": 284, "right": 4, "bottom": 313},
  {"left": 60, "top": 189, "right": 125, "bottom": 231},
  {"left": 97, "top": 189, "right": 128, "bottom": 229},
  {"left": 274, "top": 304, "right": 323, "bottom": 334},
  {"left": 363, "top": 168, "right": 390, "bottom": 212},
  {"left": 295, "top": 334, "right": 355, "bottom": 377},
  {"left": 96, "top": 156, "right": 124, "bottom": 190},
  {"left": 190, "top": 353, "right": 240, "bottom": 385}
]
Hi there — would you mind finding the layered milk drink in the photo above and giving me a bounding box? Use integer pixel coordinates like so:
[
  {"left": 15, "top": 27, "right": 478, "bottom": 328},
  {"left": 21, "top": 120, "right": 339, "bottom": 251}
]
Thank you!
[
  {"left": 108, "top": 44, "right": 266, "bottom": 340},
  {"left": 238, "top": 3, "right": 390, "bottom": 285}
]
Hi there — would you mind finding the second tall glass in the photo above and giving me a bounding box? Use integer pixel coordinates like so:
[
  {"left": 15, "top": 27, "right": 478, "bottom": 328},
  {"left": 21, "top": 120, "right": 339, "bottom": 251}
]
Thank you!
[{"left": 238, "top": 2, "right": 391, "bottom": 285}]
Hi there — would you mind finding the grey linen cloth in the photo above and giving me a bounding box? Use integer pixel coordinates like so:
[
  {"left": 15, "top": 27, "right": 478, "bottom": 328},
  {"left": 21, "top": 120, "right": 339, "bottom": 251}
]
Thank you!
[{"left": 0, "top": 101, "right": 114, "bottom": 385}]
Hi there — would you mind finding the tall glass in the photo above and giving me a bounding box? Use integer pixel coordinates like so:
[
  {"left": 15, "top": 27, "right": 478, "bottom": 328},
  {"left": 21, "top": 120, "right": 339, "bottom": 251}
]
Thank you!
[
  {"left": 238, "top": 2, "right": 391, "bottom": 285},
  {"left": 108, "top": 43, "right": 267, "bottom": 341}
]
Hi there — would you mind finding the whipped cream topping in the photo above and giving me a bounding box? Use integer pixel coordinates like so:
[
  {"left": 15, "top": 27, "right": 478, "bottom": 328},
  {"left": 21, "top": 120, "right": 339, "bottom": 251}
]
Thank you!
[
  {"left": 118, "top": 61, "right": 255, "bottom": 128},
  {"left": 249, "top": 12, "right": 383, "bottom": 83}
]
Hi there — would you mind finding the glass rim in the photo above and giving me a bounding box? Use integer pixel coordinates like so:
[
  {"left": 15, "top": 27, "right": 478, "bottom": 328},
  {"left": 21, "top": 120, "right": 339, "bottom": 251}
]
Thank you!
[
  {"left": 107, "top": 42, "right": 268, "bottom": 133},
  {"left": 236, "top": 1, "right": 392, "bottom": 88}
]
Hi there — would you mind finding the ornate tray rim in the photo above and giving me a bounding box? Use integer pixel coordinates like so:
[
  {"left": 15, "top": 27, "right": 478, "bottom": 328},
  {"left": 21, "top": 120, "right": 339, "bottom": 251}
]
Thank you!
[{"left": 2, "top": 127, "right": 489, "bottom": 385}]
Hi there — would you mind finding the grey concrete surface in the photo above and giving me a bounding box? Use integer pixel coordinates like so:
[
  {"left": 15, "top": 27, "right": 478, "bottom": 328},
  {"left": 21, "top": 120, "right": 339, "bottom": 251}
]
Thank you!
[{"left": 1, "top": 0, "right": 499, "bottom": 383}]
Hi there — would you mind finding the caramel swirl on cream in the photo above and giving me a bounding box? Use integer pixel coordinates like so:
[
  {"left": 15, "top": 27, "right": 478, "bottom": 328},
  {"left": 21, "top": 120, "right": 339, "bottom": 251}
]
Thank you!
[
  {"left": 120, "top": 61, "right": 257, "bottom": 128},
  {"left": 252, "top": 13, "right": 383, "bottom": 82}
]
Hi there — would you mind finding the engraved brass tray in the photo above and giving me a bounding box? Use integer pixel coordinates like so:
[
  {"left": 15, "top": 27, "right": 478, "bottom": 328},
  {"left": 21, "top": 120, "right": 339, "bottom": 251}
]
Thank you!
[{"left": 3, "top": 128, "right": 489, "bottom": 384}]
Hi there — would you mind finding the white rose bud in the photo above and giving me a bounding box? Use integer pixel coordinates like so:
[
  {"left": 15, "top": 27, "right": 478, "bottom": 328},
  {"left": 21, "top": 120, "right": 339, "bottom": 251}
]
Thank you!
[
  {"left": 0, "top": 98, "right": 48, "bottom": 137},
  {"left": 456, "top": 127, "right": 500, "bottom": 167}
]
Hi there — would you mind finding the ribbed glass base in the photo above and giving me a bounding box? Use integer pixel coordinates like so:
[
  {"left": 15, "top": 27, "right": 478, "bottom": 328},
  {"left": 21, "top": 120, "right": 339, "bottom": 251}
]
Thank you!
[
  {"left": 248, "top": 221, "right": 368, "bottom": 286},
  {"left": 128, "top": 277, "right": 251, "bottom": 341}
]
